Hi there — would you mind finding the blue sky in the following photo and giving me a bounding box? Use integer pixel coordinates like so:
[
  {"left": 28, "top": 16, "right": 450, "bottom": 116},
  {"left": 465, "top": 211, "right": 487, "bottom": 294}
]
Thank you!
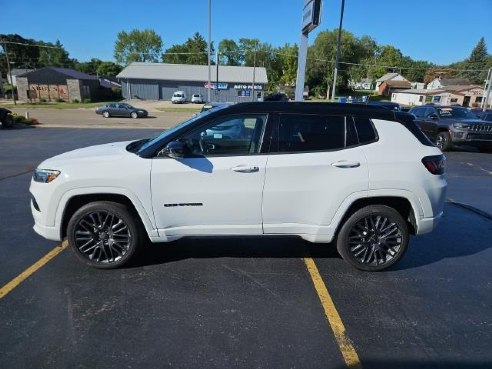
[{"left": 2, "top": 0, "right": 491, "bottom": 65}]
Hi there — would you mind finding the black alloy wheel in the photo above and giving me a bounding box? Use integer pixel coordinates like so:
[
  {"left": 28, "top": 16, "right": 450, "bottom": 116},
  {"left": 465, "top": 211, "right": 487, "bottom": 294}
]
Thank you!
[
  {"left": 67, "top": 201, "right": 141, "bottom": 268},
  {"left": 337, "top": 205, "right": 409, "bottom": 271}
]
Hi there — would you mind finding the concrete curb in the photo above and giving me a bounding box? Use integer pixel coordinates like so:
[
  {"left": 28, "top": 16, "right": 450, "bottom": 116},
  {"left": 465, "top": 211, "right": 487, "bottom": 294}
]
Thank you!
[{"left": 446, "top": 199, "right": 492, "bottom": 221}]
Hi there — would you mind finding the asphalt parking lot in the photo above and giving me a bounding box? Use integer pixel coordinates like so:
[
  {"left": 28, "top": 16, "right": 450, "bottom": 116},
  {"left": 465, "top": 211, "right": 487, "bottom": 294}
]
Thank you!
[{"left": 0, "top": 114, "right": 491, "bottom": 369}]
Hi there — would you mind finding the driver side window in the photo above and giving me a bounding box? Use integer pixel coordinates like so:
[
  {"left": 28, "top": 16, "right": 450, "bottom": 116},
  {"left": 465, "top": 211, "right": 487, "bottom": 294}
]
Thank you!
[{"left": 179, "top": 115, "right": 267, "bottom": 156}]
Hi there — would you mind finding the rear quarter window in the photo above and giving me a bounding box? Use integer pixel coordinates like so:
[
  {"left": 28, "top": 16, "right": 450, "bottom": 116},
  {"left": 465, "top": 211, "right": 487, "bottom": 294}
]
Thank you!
[{"left": 353, "top": 117, "right": 378, "bottom": 144}]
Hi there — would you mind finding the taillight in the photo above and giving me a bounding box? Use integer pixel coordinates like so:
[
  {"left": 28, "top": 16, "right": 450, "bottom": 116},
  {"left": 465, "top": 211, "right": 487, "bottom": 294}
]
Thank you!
[{"left": 422, "top": 155, "right": 446, "bottom": 175}]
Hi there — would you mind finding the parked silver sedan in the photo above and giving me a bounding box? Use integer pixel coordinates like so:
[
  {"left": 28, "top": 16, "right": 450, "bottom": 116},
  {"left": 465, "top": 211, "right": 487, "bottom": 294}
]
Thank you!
[{"left": 95, "top": 103, "right": 148, "bottom": 118}]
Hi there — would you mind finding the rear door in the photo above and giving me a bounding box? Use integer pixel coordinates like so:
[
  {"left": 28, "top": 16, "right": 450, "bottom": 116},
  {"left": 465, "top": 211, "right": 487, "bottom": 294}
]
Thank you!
[{"left": 262, "top": 113, "right": 369, "bottom": 237}]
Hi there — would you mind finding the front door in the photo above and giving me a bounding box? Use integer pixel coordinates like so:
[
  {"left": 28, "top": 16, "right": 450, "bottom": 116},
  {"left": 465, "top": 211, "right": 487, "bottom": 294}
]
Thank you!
[{"left": 151, "top": 114, "right": 268, "bottom": 237}]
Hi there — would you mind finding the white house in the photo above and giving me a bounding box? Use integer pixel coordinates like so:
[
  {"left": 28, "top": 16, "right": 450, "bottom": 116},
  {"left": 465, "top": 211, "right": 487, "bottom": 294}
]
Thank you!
[
  {"left": 375, "top": 73, "right": 408, "bottom": 91},
  {"left": 391, "top": 85, "right": 488, "bottom": 107},
  {"left": 426, "top": 78, "right": 471, "bottom": 90}
]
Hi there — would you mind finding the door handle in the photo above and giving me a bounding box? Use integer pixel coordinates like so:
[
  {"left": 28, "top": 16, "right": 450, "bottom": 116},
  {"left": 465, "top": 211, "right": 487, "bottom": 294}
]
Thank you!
[
  {"left": 231, "top": 165, "right": 259, "bottom": 173},
  {"left": 331, "top": 161, "right": 360, "bottom": 168}
]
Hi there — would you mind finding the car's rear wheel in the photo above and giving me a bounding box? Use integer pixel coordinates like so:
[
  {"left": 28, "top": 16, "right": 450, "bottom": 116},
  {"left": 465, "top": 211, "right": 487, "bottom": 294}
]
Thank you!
[
  {"left": 67, "top": 201, "right": 141, "bottom": 269},
  {"left": 336, "top": 205, "right": 409, "bottom": 271},
  {"left": 436, "top": 131, "right": 452, "bottom": 151},
  {"left": 131, "top": 112, "right": 138, "bottom": 119},
  {"left": 103, "top": 111, "right": 110, "bottom": 118}
]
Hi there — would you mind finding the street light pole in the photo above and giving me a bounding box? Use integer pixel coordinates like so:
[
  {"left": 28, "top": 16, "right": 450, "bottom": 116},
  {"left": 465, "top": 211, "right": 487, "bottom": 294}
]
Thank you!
[
  {"left": 331, "top": 0, "right": 345, "bottom": 101},
  {"left": 2, "top": 42, "right": 16, "bottom": 105}
]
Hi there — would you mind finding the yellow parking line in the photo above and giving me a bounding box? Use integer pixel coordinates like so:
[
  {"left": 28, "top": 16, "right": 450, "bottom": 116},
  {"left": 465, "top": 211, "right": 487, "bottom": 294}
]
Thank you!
[
  {"left": 303, "top": 256, "right": 362, "bottom": 369},
  {"left": 0, "top": 241, "right": 68, "bottom": 299}
]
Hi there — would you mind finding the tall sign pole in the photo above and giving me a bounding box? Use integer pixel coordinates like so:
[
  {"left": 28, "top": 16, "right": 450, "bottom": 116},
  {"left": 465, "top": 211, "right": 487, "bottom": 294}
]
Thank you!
[
  {"left": 295, "top": 0, "right": 322, "bottom": 101},
  {"left": 207, "top": 0, "right": 212, "bottom": 102},
  {"left": 482, "top": 67, "right": 492, "bottom": 110}
]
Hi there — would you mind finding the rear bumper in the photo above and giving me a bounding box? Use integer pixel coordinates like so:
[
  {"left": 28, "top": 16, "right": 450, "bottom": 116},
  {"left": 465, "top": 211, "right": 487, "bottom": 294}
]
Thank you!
[{"left": 415, "top": 210, "right": 444, "bottom": 235}]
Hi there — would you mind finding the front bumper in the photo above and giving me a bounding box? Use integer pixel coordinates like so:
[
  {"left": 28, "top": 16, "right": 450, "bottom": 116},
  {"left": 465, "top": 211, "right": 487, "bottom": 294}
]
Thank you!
[{"left": 31, "top": 199, "right": 61, "bottom": 241}]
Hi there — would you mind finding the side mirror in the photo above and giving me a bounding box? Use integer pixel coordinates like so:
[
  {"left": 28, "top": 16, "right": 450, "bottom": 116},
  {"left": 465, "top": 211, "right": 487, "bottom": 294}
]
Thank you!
[{"left": 162, "top": 140, "right": 188, "bottom": 159}]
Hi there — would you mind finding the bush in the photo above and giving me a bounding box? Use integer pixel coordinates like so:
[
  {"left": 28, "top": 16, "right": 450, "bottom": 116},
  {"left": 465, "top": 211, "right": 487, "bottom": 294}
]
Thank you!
[
  {"left": 82, "top": 98, "right": 91, "bottom": 103},
  {"left": 55, "top": 98, "right": 65, "bottom": 103},
  {"left": 11, "top": 113, "right": 40, "bottom": 125},
  {"left": 39, "top": 98, "right": 47, "bottom": 103},
  {"left": 72, "top": 99, "right": 80, "bottom": 103}
]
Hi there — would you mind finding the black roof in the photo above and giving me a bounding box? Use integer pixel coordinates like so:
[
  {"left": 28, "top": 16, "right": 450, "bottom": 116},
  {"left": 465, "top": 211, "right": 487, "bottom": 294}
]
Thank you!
[{"left": 223, "top": 102, "right": 409, "bottom": 121}]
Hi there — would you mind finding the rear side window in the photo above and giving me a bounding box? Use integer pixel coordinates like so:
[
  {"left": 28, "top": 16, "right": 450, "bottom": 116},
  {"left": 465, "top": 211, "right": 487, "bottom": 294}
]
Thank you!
[
  {"left": 411, "top": 107, "right": 425, "bottom": 118},
  {"left": 276, "top": 114, "right": 345, "bottom": 153}
]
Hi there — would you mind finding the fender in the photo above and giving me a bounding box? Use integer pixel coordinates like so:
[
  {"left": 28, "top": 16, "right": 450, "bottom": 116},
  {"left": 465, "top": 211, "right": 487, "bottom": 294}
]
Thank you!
[{"left": 55, "top": 186, "right": 159, "bottom": 239}]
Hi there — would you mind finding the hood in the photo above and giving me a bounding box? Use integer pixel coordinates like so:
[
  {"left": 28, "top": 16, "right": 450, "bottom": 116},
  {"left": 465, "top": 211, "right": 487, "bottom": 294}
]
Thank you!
[{"left": 38, "top": 141, "right": 134, "bottom": 168}]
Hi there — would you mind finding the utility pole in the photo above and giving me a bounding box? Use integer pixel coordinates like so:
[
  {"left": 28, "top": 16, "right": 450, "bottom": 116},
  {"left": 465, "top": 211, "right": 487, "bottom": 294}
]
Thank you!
[
  {"left": 331, "top": 0, "right": 345, "bottom": 101},
  {"left": 2, "top": 42, "right": 17, "bottom": 105}
]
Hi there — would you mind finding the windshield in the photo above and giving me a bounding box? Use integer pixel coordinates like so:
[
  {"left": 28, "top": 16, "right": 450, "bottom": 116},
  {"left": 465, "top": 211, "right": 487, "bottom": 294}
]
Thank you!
[{"left": 437, "top": 107, "right": 478, "bottom": 119}]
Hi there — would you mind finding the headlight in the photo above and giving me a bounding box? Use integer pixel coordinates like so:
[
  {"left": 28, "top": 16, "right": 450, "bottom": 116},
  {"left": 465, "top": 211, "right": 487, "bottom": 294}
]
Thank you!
[
  {"left": 453, "top": 123, "right": 471, "bottom": 129},
  {"left": 33, "top": 169, "right": 61, "bottom": 183}
]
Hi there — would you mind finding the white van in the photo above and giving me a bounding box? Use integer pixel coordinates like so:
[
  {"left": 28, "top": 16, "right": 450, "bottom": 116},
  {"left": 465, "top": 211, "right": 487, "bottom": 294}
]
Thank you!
[{"left": 171, "top": 91, "right": 187, "bottom": 104}]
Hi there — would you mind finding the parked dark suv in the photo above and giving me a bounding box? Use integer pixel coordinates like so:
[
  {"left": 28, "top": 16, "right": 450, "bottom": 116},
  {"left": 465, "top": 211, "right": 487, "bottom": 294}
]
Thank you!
[{"left": 409, "top": 105, "right": 492, "bottom": 151}]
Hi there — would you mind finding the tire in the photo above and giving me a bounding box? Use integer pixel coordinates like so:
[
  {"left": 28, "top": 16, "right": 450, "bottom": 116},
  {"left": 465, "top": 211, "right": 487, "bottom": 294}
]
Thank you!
[
  {"left": 2, "top": 114, "right": 14, "bottom": 128},
  {"left": 103, "top": 111, "right": 110, "bottom": 118},
  {"left": 436, "top": 131, "right": 452, "bottom": 151},
  {"left": 131, "top": 112, "right": 138, "bottom": 119},
  {"left": 67, "top": 201, "right": 142, "bottom": 269},
  {"left": 336, "top": 205, "right": 409, "bottom": 271}
]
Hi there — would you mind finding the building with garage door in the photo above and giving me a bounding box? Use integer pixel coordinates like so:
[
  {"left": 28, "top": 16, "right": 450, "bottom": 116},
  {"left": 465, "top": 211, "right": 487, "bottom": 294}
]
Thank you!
[{"left": 117, "top": 62, "right": 268, "bottom": 102}]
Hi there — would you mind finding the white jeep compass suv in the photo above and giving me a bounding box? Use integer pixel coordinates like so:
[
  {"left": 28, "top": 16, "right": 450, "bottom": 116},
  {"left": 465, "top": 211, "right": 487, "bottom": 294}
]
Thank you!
[{"left": 30, "top": 102, "right": 447, "bottom": 271}]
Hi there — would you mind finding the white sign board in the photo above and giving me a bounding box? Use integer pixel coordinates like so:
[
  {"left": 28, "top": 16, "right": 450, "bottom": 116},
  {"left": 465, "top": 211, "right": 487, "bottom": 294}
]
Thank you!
[{"left": 302, "top": 0, "right": 322, "bottom": 33}]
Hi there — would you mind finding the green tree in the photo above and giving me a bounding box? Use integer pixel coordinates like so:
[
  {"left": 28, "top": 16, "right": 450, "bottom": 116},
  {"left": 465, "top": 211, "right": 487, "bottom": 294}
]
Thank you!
[
  {"left": 0, "top": 34, "right": 40, "bottom": 74},
  {"left": 463, "top": 37, "right": 489, "bottom": 84},
  {"left": 162, "top": 32, "right": 210, "bottom": 65},
  {"left": 38, "top": 40, "right": 74, "bottom": 68},
  {"left": 96, "top": 61, "right": 123, "bottom": 77},
  {"left": 275, "top": 43, "right": 298, "bottom": 86},
  {"left": 399, "top": 58, "right": 433, "bottom": 82},
  {"left": 114, "top": 29, "right": 163, "bottom": 65},
  {"left": 306, "top": 29, "right": 363, "bottom": 97},
  {"left": 218, "top": 39, "right": 240, "bottom": 66}
]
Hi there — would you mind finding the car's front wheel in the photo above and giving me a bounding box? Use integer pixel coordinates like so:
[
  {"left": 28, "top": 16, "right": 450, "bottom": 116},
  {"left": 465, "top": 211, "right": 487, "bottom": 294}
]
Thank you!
[
  {"left": 103, "top": 111, "right": 110, "bottom": 118},
  {"left": 131, "top": 112, "right": 138, "bottom": 119},
  {"left": 436, "top": 131, "right": 452, "bottom": 151},
  {"left": 67, "top": 201, "right": 141, "bottom": 269},
  {"left": 336, "top": 205, "right": 409, "bottom": 271}
]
